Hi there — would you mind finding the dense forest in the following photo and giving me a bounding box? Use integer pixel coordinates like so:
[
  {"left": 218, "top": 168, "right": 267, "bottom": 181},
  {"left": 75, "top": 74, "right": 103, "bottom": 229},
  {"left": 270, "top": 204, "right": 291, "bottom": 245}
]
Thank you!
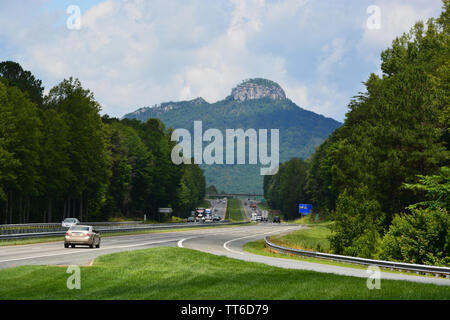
[
  {"left": 265, "top": 2, "right": 450, "bottom": 265},
  {"left": 0, "top": 62, "right": 206, "bottom": 223}
]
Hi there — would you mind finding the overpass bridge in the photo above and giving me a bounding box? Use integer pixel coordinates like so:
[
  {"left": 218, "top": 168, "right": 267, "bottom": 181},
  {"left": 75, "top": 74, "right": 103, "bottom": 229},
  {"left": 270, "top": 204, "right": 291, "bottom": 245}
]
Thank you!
[{"left": 206, "top": 193, "right": 264, "bottom": 200}]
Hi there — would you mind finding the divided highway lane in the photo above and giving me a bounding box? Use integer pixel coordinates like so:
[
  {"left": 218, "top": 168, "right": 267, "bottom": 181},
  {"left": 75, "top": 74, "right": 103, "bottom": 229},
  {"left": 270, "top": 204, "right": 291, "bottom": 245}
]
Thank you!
[
  {"left": 0, "top": 232, "right": 183, "bottom": 269},
  {"left": 1, "top": 223, "right": 449, "bottom": 286},
  {"left": 0, "top": 224, "right": 287, "bottom": 269},
  {"left": 207, "top": 198, "right": 227, "bottom": 220},
  {"left": 242, "top": 199, "right": 259, "bottom": 220}
]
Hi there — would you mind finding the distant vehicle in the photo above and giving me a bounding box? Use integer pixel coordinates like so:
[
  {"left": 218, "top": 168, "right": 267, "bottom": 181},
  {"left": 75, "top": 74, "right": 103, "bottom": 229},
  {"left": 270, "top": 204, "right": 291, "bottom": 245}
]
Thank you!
[
  {"left": 273, "top": 216, "right": 281, "bottom": 223},
  {"left": 251, "top": 203, "right": 257, "bottom": 209},
  {"left": 64, "top": 225, "right": 101, "bottom": 248},
  {"left": 212, "top": 215, "right": 221, "bottom": 222},
  {"left": 187, "top": 216, "right": 195, "bottom": 222},
  {"left": 61, "top": 218, "right": 79, "bottom": 228},
  {"left": 195, "top": 213, "right": 204, "bottom": 222},
  {"left": 204, "top": 215, "right": 213, "bottom": 222},
  {"left": 251, "top": 212, "right": 258, "bottom": 221},
  {"left": 205, "top": 208, "right": 212, "bottom": 215},
  {"left": 256, "top": 215, "right": 262, "bottom": 221},
  {"left": 261, "top": 210, "right": 268, "bottom": 222}
]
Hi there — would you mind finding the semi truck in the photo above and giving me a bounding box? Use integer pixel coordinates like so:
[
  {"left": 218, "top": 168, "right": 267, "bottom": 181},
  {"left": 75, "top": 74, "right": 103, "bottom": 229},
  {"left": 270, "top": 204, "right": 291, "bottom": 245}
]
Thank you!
[
  {"left": 261, "top": 210, "right": 268, "bottom": 222},
  {"left": 195, "top": 208, "right": 205, "bottom": 222}
]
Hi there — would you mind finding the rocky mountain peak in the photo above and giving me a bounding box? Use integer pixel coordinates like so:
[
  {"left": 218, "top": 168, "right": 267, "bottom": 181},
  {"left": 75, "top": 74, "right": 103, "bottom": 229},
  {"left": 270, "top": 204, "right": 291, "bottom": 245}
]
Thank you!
[
  {"left": 230, "top": 78, "right": 286, "bottom": 102},
  {"left": 189, "top": 97, "right": 207, "bottom": 105}
]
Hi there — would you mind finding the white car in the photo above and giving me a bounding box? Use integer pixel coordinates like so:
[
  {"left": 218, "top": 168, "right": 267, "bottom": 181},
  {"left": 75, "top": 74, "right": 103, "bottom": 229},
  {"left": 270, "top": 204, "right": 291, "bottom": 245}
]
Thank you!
[{"left": 62, "top": 218, "right": 80, "bottom": 228}]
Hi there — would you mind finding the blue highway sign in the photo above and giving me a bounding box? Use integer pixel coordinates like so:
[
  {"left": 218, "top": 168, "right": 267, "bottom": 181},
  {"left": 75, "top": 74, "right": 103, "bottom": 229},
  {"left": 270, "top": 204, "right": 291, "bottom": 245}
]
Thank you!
[{"left": 299, "top": 204, "right": 312, "bottom": 215}]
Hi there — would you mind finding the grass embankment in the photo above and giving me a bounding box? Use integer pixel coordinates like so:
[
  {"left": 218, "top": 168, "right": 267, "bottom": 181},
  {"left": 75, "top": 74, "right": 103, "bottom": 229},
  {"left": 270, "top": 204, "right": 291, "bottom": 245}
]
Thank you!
[
  {"left": 0, "top": 247, "right": 448, "bottom": 300},
  {"left": 270, "top": 220, "right": 333, "bottom": 253},
  {"left": 243, "top": 219, "right": 357, "bottom": 270},
  {"left": 244, "top": 219, "right": 440, "bottom": 278},
  {"left": 225, "top": 199, "right": 245, "bottom": 222}
]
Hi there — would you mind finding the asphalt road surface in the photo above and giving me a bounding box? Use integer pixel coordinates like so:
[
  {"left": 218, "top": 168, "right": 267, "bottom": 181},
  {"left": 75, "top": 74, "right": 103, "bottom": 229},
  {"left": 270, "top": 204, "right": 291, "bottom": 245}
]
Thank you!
[
  {"left": 1, "top": 222, "right": 449, "bottom": 286},
  {"left": 242, "top": 199, "right": 261, "bottom": 220},
  {"left": 207, "top": 198, "right": 228, "bottom": 220}
]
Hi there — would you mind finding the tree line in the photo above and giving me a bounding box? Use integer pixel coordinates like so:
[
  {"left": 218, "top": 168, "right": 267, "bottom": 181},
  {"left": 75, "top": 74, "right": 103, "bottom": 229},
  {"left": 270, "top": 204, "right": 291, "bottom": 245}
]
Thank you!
[
  {"left": 0, "top": 61, "right": 205, "bottom": 223},
  {"left": 264, "top": 1, "right": 449, "bottom": 265}
]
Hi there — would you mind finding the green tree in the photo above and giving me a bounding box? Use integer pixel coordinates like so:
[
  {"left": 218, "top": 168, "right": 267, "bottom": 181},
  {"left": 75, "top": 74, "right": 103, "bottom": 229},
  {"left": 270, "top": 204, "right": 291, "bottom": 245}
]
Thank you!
[
  {"left": 305, "top": 2, "right": 450, "bottom": 254},
  {"left": 0, "top": 80, "right": 41, "bottom": 223},
  {"left": 0, "top": 61, "right": 44, "bottom": 106},
  {"left": 100, "top": 123, "right": 132, "bottom": 219},
  {"left": 379, "top": 167, "right": 450, "bottom": 265},
  {"left": 329, "top": 187, "right": 383, "bottom": 258},
  {"left": 205, "top": 185, "right": 218, "bottom": 195},
  {"left": 403, "top": 167, "right": 450, "bottom": 210},
  {"left": 37, "top": 108, "right": 72, "bottom": 222},
  {"left": 45, "top": 78, "right": 110, "bottom": 221},
  {"left": 379, "top": 207, "right": 449, "bottom": 266},
  {"left": 264, "top": 158, "right": 310, "bottom": 220}
]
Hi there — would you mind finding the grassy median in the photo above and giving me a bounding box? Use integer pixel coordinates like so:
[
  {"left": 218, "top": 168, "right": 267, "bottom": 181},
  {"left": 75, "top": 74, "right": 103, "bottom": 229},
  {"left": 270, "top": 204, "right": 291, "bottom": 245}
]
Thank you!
[
  {"left": 225, "top": 199, "right": 245, "bottom": 222},
  {"left": 0, "top": 247, "right": 448, "bottom": 299}
]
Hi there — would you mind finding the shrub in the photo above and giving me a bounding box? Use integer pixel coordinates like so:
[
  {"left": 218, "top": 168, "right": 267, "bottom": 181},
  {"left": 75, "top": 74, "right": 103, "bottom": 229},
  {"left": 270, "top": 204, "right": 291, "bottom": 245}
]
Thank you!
[
  {"left": 379, "top": 207, "right": 450, "bottom": 266},
  {"left": 328, "top": 187, "right": 384, "bottom": 258}
]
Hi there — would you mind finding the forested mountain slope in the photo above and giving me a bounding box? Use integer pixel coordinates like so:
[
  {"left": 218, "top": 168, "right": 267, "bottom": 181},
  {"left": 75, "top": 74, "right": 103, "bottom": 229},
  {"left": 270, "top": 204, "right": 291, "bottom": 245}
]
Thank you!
[{"left": 124, "top": 79, "right": 341, "bottom": 193}]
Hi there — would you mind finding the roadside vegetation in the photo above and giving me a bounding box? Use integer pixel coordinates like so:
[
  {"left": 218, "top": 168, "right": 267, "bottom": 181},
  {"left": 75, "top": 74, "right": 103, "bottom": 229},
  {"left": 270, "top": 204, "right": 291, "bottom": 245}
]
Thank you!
[
  {"left": 1, "top": 247, "right": 448, "bottom": 300},
  {"left": 0, "top": 62, "right": 206, "bottom": 225},
  {"left": 270, "top": 222, "right": 333, "bottom": 253},
  {"left": 263, "top": 2, "right": 450, "bottom": 266},
  {"left": 243, "top": 240, "right": 443, "bottom": 279}
]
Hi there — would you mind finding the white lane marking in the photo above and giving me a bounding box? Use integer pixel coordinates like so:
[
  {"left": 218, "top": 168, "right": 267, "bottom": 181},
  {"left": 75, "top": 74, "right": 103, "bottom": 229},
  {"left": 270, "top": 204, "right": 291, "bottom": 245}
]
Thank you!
[
  {"left": 223, "top": 227, "right": 298, "bottom": 255},
  {"left": 0, "top": 237, "right": 181, "bottom": 263},
  {"left": 177, "top": 236, "right": 201, "bottom": 248}
]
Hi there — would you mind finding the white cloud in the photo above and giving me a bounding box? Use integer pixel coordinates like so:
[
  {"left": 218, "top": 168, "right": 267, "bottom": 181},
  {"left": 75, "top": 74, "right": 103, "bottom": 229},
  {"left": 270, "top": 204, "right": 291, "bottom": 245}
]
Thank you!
[
  {"left": 360, "top": 0, "right": 442, "bottom": 49},
  {"left": 0, "top": 0, "right": 444, "bottom": 122},
  {"left": 317, "top": 38, "right": 347, "bottom": 82},
  {"left": 283, "top": 83, "right": 309, "bottom": 107}
]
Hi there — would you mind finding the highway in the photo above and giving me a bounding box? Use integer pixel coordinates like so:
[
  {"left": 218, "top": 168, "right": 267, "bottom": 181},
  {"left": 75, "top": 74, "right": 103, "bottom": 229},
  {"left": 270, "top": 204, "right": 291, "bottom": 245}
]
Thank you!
[
  {"left": 207, "top": 198, "right": 228, "bottom": 220},
  {"left": 0, "top": 200, "right": 449, "bottom": 286}
]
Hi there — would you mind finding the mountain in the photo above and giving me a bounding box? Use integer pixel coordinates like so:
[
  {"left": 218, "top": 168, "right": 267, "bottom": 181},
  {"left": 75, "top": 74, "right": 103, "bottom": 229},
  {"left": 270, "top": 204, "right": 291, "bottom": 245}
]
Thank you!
[{"left": 123, "top": 78, "right": 341, "bottom": 193}]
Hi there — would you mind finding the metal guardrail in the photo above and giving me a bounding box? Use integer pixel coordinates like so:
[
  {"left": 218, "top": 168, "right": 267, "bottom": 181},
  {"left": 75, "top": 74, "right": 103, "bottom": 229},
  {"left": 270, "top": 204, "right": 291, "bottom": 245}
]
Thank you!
[
  {"left": 0, "top": 221, "right": 142, "bottom": 228},
  {"left": 0, "top": 221, "right": 250, "bottom": 242},
  {"left": 264, "top": 236, "right": 450, "bottom": 278},
  {"left": 0, "top": 221, "right": 143, "bottom": 235}
]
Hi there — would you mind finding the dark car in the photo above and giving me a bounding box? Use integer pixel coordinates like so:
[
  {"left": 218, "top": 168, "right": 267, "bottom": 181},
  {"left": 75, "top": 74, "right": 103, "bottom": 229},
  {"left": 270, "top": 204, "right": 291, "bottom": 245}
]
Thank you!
[
  {"left": 273, "top": 216, "right": 281, "bottom": 223},
  {"left": 212, "top": 215, "right": 221, "bottom": 222}
]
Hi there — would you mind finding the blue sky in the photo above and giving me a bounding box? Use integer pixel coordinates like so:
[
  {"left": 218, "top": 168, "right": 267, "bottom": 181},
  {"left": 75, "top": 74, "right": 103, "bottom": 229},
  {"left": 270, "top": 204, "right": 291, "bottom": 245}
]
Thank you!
[{"left": 0, "top": 0, "right": 444, "bottom": 121}]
